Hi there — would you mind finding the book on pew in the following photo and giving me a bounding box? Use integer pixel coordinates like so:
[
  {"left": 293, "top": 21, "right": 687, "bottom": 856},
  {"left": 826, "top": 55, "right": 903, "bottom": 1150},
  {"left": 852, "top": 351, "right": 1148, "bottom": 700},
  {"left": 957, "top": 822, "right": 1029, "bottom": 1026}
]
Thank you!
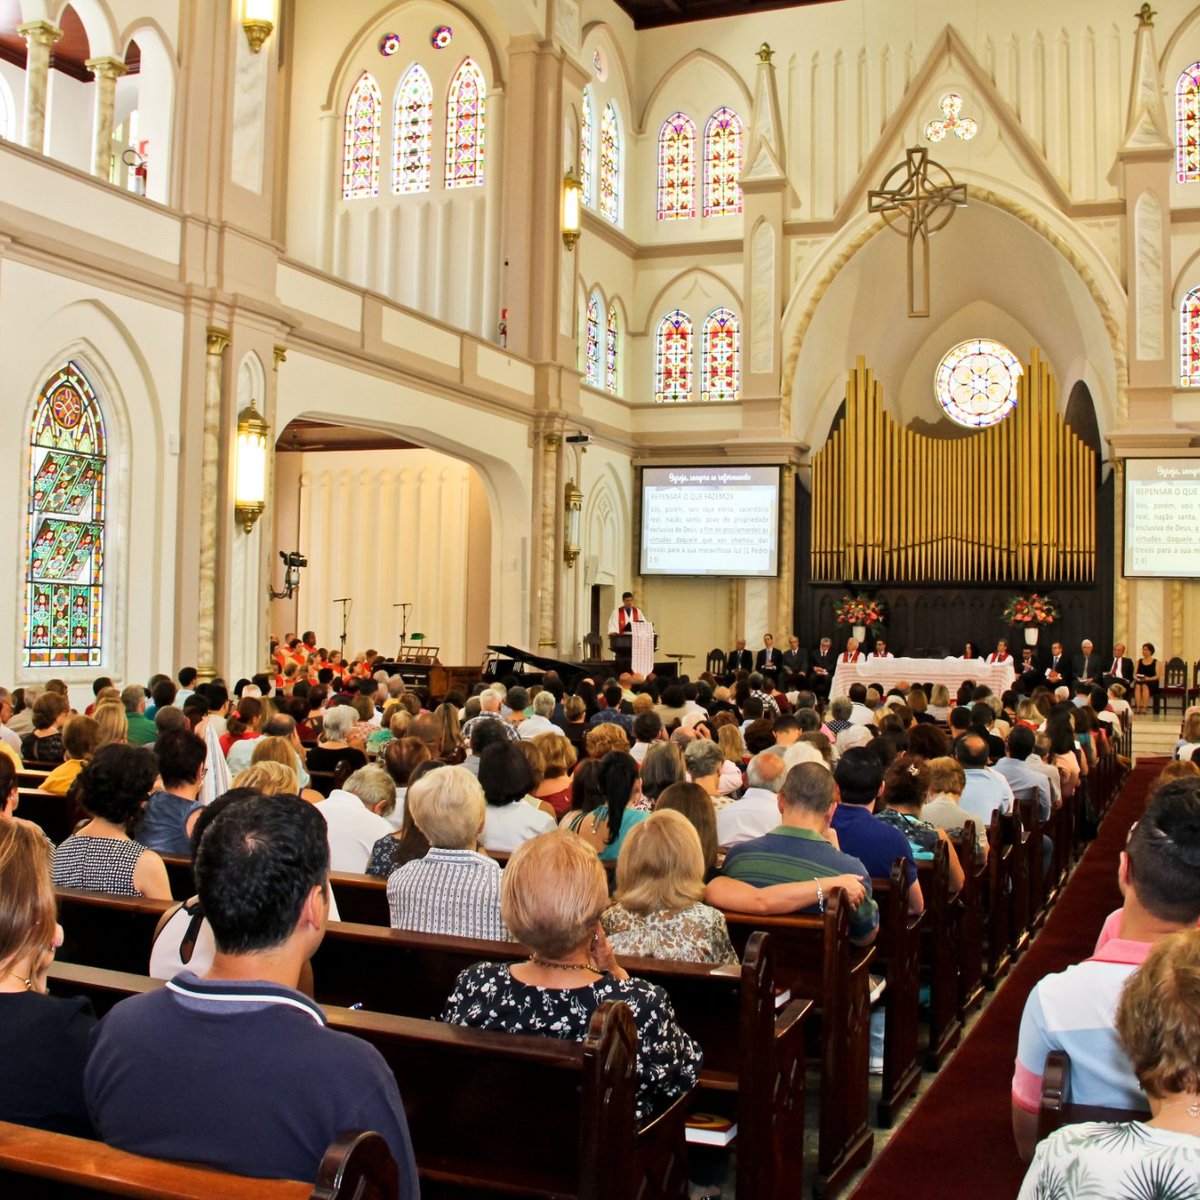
[
  {"left": 685, "top": 1113, "right": 737, "bottom": 1147},
  {"left": 707, "top": 962, "right": 791, "bottom": 1008}
]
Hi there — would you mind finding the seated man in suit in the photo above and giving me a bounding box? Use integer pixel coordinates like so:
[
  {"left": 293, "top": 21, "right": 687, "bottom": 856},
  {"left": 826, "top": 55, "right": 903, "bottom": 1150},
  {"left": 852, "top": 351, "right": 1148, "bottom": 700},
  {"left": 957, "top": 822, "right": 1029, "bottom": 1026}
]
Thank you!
[
  {"left": 755, "top": 634, "right": 781, "bottom": 677},
  {"left": 1017, "top": 646, "right": 1043, "bottom": 693},
  {"left": 727, "top": 638, "right": 753, "bottom": 674},
  {"left": 809, "top": 638, "right": 836, "bottom": 699},
  {"left": 1011, "top": 778, "right": 1200, "bottom": 1160},
  {"left": 780, "top": 635, "right": 808, "bottom": 681},
  {"left": 1073, "top": 639, "right": 1100, "bottom": 692},
  {"left": 1103, "top": 643, "right": 1135, "bottom": 691},
  {"left": 1045, "top": 641, "right": 1068, "bottom": 688},
  {"left": 85, "top": 793, "right": 419, "bottom": 1191}
]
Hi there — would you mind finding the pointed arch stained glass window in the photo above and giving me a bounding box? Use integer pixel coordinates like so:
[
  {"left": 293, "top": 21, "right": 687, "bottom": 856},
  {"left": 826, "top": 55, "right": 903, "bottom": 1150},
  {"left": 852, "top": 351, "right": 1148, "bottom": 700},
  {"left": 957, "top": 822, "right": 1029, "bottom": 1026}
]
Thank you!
[
  {"left": 1182, "top": 289, "right": 1200, "bottom": 385},
  {"left": 24, "top": 362, "right": 107, "bottom": 667},
  {"left": 445, "top": 56, "right": 486, "bottom": 188},
  {"left": 599, "top": 101, "right": 620, "bottom": 224},
  {"left": 703, "top": 107, "right": 743, "bottom": 217},
  {"left": 605, "top": 304, "right": 619, "bottom": 394},
  {"left": 393, "top": 64, "right": 433, "bottom": 194},
  {"left": 581, "top": 87, "right": 595, "bottom": 207},
  {"left": 584, "top": 293, "right": 601, "bottom": 387},
  {"left": 1177, "top": 63, "right": 1200, "bottom": 182},
  {"left": 657, "top": 112, "right": 696, "bottom": 221},
  {"left": 655, "top": 310, "right": 693, "bottom": 403},
  {"left": 342, "top": 72, "right": 382, "bottom": 198},
  {"left": 701, "top": 308, "right": 740, "bottom": 403}
]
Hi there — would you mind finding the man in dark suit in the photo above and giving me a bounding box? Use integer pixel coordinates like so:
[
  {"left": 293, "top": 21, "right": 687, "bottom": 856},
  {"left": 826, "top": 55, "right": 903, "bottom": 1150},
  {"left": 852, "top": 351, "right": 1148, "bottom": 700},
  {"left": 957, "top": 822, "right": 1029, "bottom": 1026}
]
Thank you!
[
  {"left": 727, "top": 638, "right": 753, "bottom": 673},
  {"left": 755, "top": 634, "right": 780, "bottom": 677},
  {"left": 780, "top": 635, "right": 808, "bottom": 680},
  {"left": 1103, "top": 643, "right": 1135, "bottom": 690},
  {"left": 1045, "top": 641, "right": 1068, "bottom": 688},
  {"left": 808, "top": 637, "right": 837, "bottom": 699},
  {"left": 1073, "top": 639, "right": 1100, "bottom": 692},
  {"left": 1017, "top": 646, "right": 1043, "bottom": 694}
]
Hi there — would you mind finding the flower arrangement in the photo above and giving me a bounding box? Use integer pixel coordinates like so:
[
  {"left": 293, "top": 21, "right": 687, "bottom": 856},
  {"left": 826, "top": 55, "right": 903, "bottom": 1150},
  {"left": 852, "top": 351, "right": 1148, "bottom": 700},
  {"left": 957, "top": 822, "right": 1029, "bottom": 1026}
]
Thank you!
[
  {"left": 1001, "top": 593, "right": 1060, "bottom": 626},
  {"left": 834, "top": 593, "right": 885, "bottom": 629}
]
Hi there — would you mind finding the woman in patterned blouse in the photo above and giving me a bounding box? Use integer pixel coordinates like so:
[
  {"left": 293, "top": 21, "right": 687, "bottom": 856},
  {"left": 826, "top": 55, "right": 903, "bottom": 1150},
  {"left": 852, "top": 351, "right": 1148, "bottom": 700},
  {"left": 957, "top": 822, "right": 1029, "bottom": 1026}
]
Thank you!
[
  {"left": 1018, "top": 927, "right": 1200, "bottom": 1198},
  {"left": 442, "top": 829, "right": 702, "bottom": 1124}
]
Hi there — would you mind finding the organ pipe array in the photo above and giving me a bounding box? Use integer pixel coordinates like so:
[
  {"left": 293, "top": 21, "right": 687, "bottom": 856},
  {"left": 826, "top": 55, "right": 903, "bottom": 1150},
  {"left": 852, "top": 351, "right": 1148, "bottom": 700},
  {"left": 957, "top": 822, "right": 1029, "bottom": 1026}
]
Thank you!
[{"left": 810, "top": 352, "right": 1096, "bottom": 583}]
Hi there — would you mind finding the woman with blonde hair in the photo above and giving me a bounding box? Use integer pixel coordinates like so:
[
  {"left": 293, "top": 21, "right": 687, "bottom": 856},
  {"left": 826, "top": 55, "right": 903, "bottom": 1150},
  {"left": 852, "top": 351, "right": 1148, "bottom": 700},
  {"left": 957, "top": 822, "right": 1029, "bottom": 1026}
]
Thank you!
[
  {"left": 926, "top": 683, "right": 952, "bottom": 723},
  {"left": 230, "top": 760, "right": 298, "bottom": 795},
  {"left": 602, "top": 810, "right": 738, "bottom": 964},
  {"left": 249, "top": 736, "right": 322, "bottom": 802},
  {"left": 0, "top": 820, "right": 95, "bottom": 1134},
  {"left": 584, "top": 721, "right": 630, "bottom": 759},
  {"left": 433, "top": 702, "right": 466, "bottom": 764},
  {"left": 717, "top": 722, "right": 747, "bottom": 766},
  {"left": 920, "top": 756, "right": 988, "bottom": 862},
  {"left": 531, "top": 731, "right": 575, "bottom": 819},
  {"left": 92, "top": 700, "right": 127, "bottom": 749},
  {"left": 442, "top": 829, "right": 702, "bottom": 1124}
]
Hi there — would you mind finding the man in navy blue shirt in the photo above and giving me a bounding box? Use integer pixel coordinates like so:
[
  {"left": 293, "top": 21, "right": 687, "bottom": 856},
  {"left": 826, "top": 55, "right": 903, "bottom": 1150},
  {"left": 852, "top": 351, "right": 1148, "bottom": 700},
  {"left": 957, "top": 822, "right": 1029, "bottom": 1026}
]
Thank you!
[
  {"left": 832, "top": 748, "right": 924, "bottom": 915},
  {"left": 84, "top": 794, "right": 419, "bottom": 1195}
]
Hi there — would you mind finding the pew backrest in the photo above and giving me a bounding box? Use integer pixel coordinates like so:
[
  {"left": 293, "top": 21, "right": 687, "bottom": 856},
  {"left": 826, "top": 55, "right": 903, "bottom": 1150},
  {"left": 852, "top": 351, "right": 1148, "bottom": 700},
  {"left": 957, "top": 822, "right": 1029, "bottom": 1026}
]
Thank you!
[{"left": 1037, "top": 1049, "right": 1148, "bottom": 1140}]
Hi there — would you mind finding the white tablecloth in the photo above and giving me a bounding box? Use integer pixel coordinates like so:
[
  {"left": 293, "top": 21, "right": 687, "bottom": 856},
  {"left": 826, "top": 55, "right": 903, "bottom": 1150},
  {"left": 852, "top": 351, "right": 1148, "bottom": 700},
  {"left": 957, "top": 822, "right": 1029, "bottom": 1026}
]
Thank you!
[{"left": 830, "top": 657, "right": 1016, "bottom": 698}]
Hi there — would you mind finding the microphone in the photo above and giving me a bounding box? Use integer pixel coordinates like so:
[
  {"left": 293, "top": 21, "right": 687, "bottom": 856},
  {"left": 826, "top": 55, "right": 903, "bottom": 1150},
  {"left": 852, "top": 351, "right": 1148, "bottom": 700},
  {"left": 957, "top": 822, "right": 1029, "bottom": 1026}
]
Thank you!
[{"left": 332, "top": 597, "right": 351, "bottom": 603}]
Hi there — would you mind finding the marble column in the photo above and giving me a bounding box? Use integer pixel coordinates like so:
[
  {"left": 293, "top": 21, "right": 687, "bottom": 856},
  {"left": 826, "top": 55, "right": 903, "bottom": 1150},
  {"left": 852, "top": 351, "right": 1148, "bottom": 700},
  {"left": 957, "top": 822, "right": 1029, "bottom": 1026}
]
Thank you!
[
  {"left": 85, "top": 56, "right": 127, "bottom": 180},
  {"left": 776, "top": 464, "right": 795, "bottom": 637},
  {"left": 197, "top": 328, "right": 229, "bottom": 682},
  {"left": 537, "top": 432, "right": 561, "bottom": 649},
  {"left": 17, "top": 21, "right": 62, "bottom": 154}
]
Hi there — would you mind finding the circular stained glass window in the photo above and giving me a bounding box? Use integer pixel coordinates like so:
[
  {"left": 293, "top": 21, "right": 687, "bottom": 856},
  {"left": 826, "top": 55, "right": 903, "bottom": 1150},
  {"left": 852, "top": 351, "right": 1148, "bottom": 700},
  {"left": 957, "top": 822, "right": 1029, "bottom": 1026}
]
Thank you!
[
  {"left": 934, "top": 339, "right": 1022, "bottom": 428},
  {"left": 378, "top": 32, "right": 401, "bottom": 56},
  {"left": 431, "top": 25, "right": 453, "bottom": 49}
]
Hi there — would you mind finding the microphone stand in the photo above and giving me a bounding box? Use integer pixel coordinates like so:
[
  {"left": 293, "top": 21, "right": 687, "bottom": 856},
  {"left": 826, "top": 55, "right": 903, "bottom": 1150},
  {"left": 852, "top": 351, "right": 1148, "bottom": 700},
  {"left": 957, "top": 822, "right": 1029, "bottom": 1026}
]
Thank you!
[
  {"left": 333, "top": 598, "right": 352, "bottom": 661},
  {"left": 393, "top": 602, "right": 411, "bottom": 656}
]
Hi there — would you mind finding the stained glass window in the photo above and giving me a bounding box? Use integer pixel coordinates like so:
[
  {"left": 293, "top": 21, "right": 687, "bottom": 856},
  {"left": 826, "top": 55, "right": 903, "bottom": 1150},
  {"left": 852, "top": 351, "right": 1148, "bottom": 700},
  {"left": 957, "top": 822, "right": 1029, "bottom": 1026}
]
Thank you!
[
  {"left": 701, "top": 308, "right": 740, "bottom": 403},
  {"left": 581, "top": 88, "right": 594, "bottom": 207},
  {"left": 654, "top": 310, "right": 693, "bottom": 403},
  {"left": 657, "top": 112, "right": 696, "bottom": 221},
  {"left": 605, "top": 304, "right": 619, "bottom": 394},
  {"left": 1182, "top": 289, "right": 1200, "bottom": 385},
  {"left": 599, "top": 101, "right": 620, "bottom": 224},
  {"left": 703, "top": 107, "right": 743, "bottom": 217},
  {"left": 445, "top": 57, "right": 486, "bottom": 188},
  {"left": 393, "top": 64, "right": 433, "bottom": 194},
  {"left": 342, "top": 72, "right": 382, "bottom": 199},
  {"left": 934, "top": 339, "right": 1022, "bottom": 427},
  {"left": 1178, "top": 64, "right": 1200, "bottom": 182},
  {"left": 24, "top": 362, "right": 106, "bottom": 668},
  {"left": 584, "top": 293, "right": 601, "bottom": 387}
]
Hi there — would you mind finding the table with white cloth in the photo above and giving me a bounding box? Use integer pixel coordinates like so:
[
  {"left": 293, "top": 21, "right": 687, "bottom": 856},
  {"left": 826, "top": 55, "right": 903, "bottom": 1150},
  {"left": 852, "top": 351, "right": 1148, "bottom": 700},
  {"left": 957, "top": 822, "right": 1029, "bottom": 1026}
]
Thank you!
[{"left": 830, "top": 656, "right": 1016, "bottom": 698}]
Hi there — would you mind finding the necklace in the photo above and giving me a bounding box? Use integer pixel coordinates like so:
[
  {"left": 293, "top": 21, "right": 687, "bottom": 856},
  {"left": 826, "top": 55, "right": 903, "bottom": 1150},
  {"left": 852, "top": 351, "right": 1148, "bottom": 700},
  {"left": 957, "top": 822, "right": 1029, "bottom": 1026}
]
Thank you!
[
  {"left": 528, "top": 956, "right": 603, "bottom": 976},
  {"left": 5, "top": 970, "right": 33, "bottom": 991}
]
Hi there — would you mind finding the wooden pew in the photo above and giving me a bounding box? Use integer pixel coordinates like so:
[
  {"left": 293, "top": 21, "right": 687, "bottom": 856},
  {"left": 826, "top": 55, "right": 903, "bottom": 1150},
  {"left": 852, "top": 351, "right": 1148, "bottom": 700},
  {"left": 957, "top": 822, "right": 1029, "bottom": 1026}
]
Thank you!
[
  {"left": 914, "top": 840, "right": 961, "bottom": 1071},
  {"left": 721, "top": 892, "right": 875, "bottom": 1199},
  {"left": 160, "top": 855, "right": 195, "bottom": 900},
  {"left": 950, "top": 822, "right": 985, "bottom": 1020},
  {"left": 1014, "top": 790, "right": 1047, "bottom": 931},
  {"left": 984, "top": 811, "right": 1015, "bottom": 987},
  {"left": 1037, "top": 1049, "right": 1147, "bottom": 1140},
  {"left": 43, "top": 962, "right": 687, "bottom": 1200},
  {"left": 15, "top": 767, "right": 53, "bottom": 789},
  {"left": 0, "top": 1124, "right": 398, "bottom": 1200},
  {"left": 16, "top": 788, "right": 82, "bottom": 845},
  {"left": 55, "top": 889, "right": 172, "bottom": 974}
]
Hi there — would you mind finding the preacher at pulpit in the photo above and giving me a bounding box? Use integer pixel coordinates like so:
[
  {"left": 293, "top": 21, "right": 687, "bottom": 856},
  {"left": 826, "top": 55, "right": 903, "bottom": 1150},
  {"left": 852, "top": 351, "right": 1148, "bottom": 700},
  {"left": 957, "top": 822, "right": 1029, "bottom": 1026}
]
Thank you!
[{"left": 607, "top": 591, "right": 648, "bottom": 635}]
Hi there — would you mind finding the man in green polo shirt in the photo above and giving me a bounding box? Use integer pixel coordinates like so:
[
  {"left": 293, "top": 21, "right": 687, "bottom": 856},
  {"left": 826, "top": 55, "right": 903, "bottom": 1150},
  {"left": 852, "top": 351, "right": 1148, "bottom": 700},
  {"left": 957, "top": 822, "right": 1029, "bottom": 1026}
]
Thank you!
[
  {"left": 710, "top": 761, "right": 879, "bottom": 946},
  {"left": 122, "top": 684, "right": 157, "bottom": 747}
]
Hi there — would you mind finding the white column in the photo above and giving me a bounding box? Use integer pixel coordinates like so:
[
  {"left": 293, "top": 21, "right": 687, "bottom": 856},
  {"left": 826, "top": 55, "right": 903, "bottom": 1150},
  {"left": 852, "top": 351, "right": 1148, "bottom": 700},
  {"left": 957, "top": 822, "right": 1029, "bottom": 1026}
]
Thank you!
[
  {"left": 85, "top": 56, "right": 128, "bottom": 180},
  {"left": 197, "top": 328, "right": 229, "bottom": 681},
  {"left": 18, "top": 21, "right": 62, "bottom": 154},
  {"left": 537, "top": 432, "right": 560, "bottom": 649}
]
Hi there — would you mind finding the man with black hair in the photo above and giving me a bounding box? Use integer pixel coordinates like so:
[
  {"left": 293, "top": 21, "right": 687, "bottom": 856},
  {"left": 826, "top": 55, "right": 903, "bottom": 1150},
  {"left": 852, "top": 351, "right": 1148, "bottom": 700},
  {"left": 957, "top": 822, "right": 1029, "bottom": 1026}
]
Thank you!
[
  {"left": 137, "top": 729, "right": 207, "bottom": 856},
  {"left": 1011, "top": 778, "right": 1200, "bottom": 1160},
  {"left": 992, "top": 725, "right": 1051, "bottom": 820},
  {"left": 176, "top": 667, "right": 199, "bottom": 705},
  {"left": 947, "top": 705, "right": 973, "bottom": 747},
  {"left": 832, "top": 748, "right": 924, "bottom": 915},
  {"left": 630, "top": 710, "right": 664, "bottom": 764},
  {"left": 144, "top": 679, "right": 177, "bottom": 721},
  {"left": 85, "top": 793, "right": 418, "bottom": 1191},
  {"left": 463, "top": 715, "right": 512, "bottom": 776}
]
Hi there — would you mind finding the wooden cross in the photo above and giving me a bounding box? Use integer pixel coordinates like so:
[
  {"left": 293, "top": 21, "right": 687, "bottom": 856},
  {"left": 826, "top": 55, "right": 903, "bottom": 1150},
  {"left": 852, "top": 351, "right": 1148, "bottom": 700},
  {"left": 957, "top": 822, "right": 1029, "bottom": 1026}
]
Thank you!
[{"left": 867, "top": 146, "right": 967, "bottom": 317}]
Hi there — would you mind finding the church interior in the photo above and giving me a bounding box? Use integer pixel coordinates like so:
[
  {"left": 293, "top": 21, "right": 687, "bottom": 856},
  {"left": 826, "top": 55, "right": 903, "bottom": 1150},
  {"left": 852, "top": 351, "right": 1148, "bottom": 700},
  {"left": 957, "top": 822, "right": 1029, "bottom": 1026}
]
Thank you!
[{"left": 3, "top": 0, "right": 1200, "bottom": 1196}]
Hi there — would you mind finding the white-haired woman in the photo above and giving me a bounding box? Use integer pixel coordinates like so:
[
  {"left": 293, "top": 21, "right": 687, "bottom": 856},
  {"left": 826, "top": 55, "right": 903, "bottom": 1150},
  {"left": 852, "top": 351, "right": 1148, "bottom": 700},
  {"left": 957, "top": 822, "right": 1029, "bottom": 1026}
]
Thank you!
[{"left": 305, "top": 704, "right": 367, "bottom": 774}]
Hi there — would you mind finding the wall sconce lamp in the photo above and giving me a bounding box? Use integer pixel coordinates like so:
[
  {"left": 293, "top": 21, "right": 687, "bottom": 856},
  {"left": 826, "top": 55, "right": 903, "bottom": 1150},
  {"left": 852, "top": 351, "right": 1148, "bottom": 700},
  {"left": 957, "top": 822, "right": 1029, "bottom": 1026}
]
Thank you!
[
  {"left": 242, "top": 0, "right": 275, "bottom": 53},
  {"left": 562, "top": 172, "right": 582, "bottom": 250},
  {"left": 234, "top": 398, "right": 269, "bottom": 532},
  {"left": 563, "top": 479, "right": 582, "bottom": 566}
]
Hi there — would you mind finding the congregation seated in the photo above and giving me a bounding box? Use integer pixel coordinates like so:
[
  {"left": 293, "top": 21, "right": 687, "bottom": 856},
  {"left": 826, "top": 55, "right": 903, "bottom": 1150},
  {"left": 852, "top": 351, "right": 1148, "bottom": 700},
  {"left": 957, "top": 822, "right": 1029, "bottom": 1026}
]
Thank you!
[
  {"left": 920, "top": 757, "right": 988, "bottom": 861},
  {"left": 1011, "top": 776, "right": 1200, "bottom": 1160},
  {"left": 0, "top": 819, "right": 95, "bottom": 1136},
  {"left": 86, "top": 793, "right": 419, "bottom": 1193},
  {"left": 715, "top": 749, "right": 788, "bottom": 849},
  {"left": 137, "top": 729, "right": 207, "bottom": 856},
  {"left": 249, "top": 731, "right": 324, "bottom": 804},
  {"left": 367, "top": 760, "right": 442, "bottom": 877},
  {"left": 40, "top": 714, "right": 100, "bottom": 796},
  {"left": 305, "top": 704, "right": 368, "bottom": 774},
  {"left": 1018, "top": 927, "right": 1200, "bottom": 1196},
  {"left": 653, "top": 780, "right": 720, "bottom": 876},
  {"left": 956, "top": 733, "right": 1016, "bottom": 826},
  {"left": 441, "top": 828, "right": 702, "bottom": 1124},
  {"left": 639, "top": 740, "right": 687, "bottom": 806},
  {"left": 378, "top": 736, "right": 431, "bottom": 829},
  {"left": 316, "top": 764, "right": 397, "bottom": 873},
  {"left": 559, "top": 750, "right": 647, "bottom": 862},
  {"left": 478, "top": 740, "right": 557, "bottom": 853},
  {"left": 529, "top": 730, "right": 575, "bottom": 819},
  {"left": 52, "top": 744, "right": 171, "bottom": 900},
  {"left": 217, "top": 695, "right": 263, "bottom": 759},
  {"left": 387, "top": 766, "right": 511, "bottom": 941},
  {"left": 21, "top": 691, "right": 68, "bottom": 766}
]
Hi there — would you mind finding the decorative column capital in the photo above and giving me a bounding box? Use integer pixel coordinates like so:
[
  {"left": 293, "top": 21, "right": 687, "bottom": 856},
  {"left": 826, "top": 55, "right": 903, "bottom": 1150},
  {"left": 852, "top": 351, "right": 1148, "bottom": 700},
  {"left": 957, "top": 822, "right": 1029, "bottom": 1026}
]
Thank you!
[
  {"left": 85, "top": 56, "right": 128, "bottom": 82},
  {"left": 272, "top": 344, "right": 288, "bottom": 370},
  {"left": 543, "top": 432, "right": 562, "bottom": 449},
  {"left": 17, "top": 20, "right": 63, "bottom": 48},
  {"left": 206, "top": 327, "right": 230, "bottom": 356}
]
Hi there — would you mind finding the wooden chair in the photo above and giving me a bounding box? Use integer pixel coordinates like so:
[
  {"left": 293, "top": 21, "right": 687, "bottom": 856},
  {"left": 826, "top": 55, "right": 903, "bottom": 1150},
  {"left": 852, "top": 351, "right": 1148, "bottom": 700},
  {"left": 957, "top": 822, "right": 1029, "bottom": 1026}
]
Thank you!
[
  {"left": 582, "top": 632, "right": 603, "bottom": 661},
  {"left": 1189, "top": 659, "right": 1200, "bottom": 706},
  {"left": 1153, "top": 656, "right": 1188, "bottom": 717},
  {"left": 0, "top": 1124, "right": 398, "bottom": 1200},
  {"left": 1037, "top": 1050, "right": 1148, "bottom": 1140},
  {"left": 705, "top": 648, "right": 726, "bottom": 676}
]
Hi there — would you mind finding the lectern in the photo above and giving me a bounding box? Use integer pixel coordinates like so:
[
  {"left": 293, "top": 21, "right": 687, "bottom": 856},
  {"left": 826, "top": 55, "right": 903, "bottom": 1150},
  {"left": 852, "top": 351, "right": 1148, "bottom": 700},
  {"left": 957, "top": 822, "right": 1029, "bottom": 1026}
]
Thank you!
[{"left": 609, "top": 624, "right": 657, "bottom": 676}]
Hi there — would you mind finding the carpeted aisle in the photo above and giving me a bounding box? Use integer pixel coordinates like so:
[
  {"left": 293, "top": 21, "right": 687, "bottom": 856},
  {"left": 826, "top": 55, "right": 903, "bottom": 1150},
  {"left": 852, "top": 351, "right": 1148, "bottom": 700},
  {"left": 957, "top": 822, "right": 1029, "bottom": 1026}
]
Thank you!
[{"left": 847, "top": 761, "right": 1160, "bottom": 1200}]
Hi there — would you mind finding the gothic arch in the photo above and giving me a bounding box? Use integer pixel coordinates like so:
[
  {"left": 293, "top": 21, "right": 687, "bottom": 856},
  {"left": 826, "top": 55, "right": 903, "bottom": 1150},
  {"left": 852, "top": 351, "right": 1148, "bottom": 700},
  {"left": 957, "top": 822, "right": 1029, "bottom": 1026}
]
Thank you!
[
  {"left": 636, "top": 49, "right": 752, "bottom": 135},
  {"left": 52, "top": 0, "right": 117, "bottom": 58},
  {"left": 639, "top": 267, "right": 742, "bottom": 335}
]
